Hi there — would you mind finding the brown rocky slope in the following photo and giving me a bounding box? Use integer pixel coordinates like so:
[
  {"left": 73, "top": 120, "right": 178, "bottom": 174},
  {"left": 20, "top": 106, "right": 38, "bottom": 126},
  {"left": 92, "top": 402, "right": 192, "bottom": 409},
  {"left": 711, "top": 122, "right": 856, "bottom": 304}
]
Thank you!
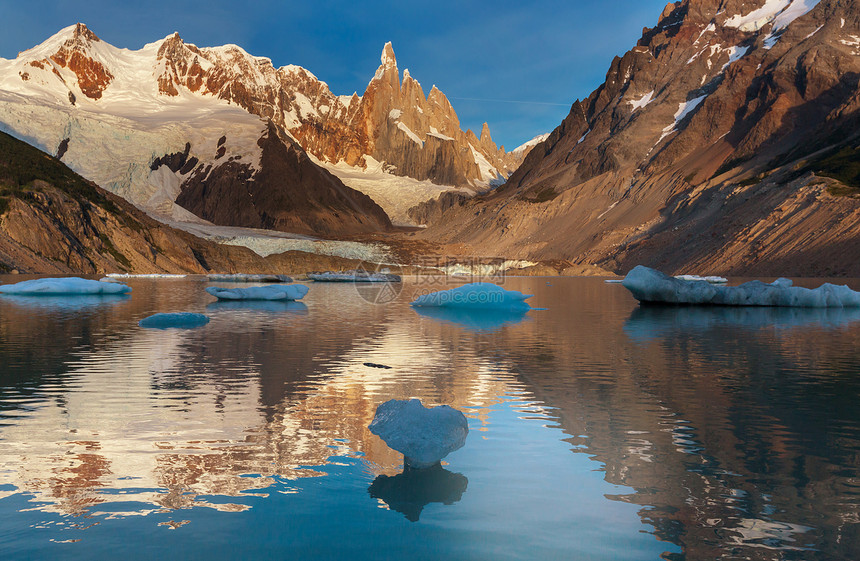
[
  {"left": 417, "top": 0, "right": 860, "bottom": 277},
  {"left": 0, "top": 130, "right": 380, "bottom": 275}
]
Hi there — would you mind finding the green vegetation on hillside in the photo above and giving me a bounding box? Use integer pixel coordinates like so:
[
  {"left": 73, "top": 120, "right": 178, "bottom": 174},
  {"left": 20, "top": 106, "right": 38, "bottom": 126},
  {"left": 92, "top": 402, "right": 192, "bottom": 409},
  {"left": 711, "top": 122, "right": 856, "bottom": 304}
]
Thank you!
[
  {"left": 809, "top": 145, "right": 860, "bottom": 196},
  {"left": 520, "top": 186, "right": 559, "bottom": 203},
  {"left": 0, "top": 130, "right": 121, "bottom": 214}
]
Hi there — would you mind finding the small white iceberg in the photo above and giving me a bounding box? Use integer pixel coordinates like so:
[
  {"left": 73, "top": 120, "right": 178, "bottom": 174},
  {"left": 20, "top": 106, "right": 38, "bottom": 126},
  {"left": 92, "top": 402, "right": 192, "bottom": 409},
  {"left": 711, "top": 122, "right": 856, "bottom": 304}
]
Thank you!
[
  {"left": 307, "top": 270, "right": 401, "bottom": 283},
  {"left": 674, "top": 274, "right": 728, "bottom": 284},
  {"left": 207, "top": 273, "right": 292, "bottom": 283},
  {"left": 0, "top": 277, "right": 131, "bottom": 295},
  {"left": 139, "top": 313, "right": 210, "bottom": 329},
  {"left": 369, "top": 399, "right": 469, "bottom": 469},
  {"left": 411, "top": 282, "right": 533, "bottom": 311},
  {"left": 623, "top": 266, "right": 860, "bottom": 307},
  {"left": 205, "top": 284, "right": 309, "bottom": 301}
]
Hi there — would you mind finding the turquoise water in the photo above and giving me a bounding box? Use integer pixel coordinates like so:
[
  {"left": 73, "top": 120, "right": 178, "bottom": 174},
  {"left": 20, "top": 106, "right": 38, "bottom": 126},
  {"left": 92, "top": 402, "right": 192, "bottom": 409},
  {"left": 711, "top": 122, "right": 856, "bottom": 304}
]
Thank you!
[{"left": 1, "top": 276, "right": 859, "bottom": 560}]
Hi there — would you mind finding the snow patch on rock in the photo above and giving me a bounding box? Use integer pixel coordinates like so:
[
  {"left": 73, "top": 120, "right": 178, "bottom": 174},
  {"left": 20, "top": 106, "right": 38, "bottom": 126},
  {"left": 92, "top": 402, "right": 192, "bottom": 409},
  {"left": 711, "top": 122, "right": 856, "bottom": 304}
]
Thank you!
[{"left": 628, "top": 90, "right": 655, "bottom": 111}]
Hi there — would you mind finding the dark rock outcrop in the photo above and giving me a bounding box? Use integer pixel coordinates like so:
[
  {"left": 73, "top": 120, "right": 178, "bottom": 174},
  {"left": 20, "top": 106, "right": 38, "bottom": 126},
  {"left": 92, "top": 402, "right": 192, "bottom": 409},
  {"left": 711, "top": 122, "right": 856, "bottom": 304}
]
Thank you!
[{"left": 176, "top": 123, "right": 392, "bottom": 236}]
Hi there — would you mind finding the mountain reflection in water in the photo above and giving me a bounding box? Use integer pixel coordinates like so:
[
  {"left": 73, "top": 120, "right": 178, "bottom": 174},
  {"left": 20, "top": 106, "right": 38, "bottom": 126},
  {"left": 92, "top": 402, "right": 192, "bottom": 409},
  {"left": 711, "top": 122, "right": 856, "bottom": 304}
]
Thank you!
[{"left": 0, "top": 276, "right": 858, "bottom": 560}]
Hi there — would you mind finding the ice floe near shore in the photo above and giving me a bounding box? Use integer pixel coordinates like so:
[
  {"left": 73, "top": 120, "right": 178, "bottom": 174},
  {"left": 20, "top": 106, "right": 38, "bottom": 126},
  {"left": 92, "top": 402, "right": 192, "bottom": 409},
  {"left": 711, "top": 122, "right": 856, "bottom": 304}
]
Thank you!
[
  {"left": 307, "top": 270, "right": 401, "bottom": 283},
  {"left": 369, "top": 399, "right": 469, "bottom": 469},
  {"left": 205, "top": 284, "right": 308, "bottom": 301},
  {"left": 0, "top": 277, "right": 131, "bottom": 295},
  {"left": 410, "top": 283, "right": 533, "bottom": 311},
  {"left": 623, "top": 266, "right": 860, "bottom": 307},
  {"left": 139, "top": 313, "right": 210, "bottom": 329},
  {"left": 207, "top": 274, "right": 292, "bottom": 283},
  {"left": 106, "top": 273, "right": 187, "bottom": 279}
]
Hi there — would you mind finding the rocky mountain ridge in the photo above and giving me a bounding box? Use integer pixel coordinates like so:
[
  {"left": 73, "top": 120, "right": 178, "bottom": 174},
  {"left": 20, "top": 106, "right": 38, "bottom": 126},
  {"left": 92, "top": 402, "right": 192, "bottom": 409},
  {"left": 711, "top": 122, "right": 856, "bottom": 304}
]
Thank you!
[
  {"left": 416, "top": 0, "right": 860, "bottom": 276},
  {"left": 155, "top": 36, "right": 522, "bottom": 186},
  {"left": 0, "top": 23, "right": 393, "bottom": 236}
]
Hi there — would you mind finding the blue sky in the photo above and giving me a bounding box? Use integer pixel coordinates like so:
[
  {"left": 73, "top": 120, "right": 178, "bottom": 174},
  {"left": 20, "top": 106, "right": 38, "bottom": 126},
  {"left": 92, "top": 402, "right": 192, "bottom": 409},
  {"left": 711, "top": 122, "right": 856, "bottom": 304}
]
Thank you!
[{"left": 0, "top": 0, "right": 668, "bottom": 150}]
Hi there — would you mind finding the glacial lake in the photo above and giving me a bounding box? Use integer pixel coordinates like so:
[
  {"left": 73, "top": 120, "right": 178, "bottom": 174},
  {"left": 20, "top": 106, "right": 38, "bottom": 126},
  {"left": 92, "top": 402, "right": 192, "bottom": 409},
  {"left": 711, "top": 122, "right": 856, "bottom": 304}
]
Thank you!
[{"left": 1, "top": 275, "right": 859, "bottom": 560}]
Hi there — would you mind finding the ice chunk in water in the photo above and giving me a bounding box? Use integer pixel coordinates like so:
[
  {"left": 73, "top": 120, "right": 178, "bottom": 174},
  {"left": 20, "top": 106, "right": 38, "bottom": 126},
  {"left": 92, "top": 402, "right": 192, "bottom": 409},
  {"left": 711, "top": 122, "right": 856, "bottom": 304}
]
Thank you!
[
  {"left": 0, "top": 277, "right": 131, "bottom": 295},
  {"left": 369, "top": 399, "right": 469, "bottom": 469},
  {"left": 622, "top": 266, "right": 860, "bottom": 307},
  {"left": 139, "top": 313, "right": 210, "bottom": 329},
  {"left": 411, "top": 282, "right": 532, "bottom": 311},
  {"left": 206, "top": 284, "right": 309, "bottom": 301}
]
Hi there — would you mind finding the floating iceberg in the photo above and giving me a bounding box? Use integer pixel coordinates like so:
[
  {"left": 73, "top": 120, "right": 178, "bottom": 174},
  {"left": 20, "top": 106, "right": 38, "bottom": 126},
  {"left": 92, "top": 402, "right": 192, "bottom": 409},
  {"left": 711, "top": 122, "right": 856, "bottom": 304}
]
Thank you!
[
  {"left": 307, "top": 270, "right": 401, "bottom": 282},
  {"left": 138, "top": 312, "right": 210, "bottom": 329},
  {"left": 0, "top": 277, "right": 131, "bottom": 295},
  {"left": 623, "top": 266, "right": 860, "bottom": 307},
  {"left": 368, "top": 464, "right": 468, "bottom": 522},
  {"left": 369, "top": 399, "right": 469, "bottom": 469},
  {"left": 410, "top": 282, "right": 533, "bottom": 311},
  {"left": 106, "top": 273, "right": 187, "bottom": 279},
  {"left": 205, "top": 284, "right": 308, "bottom": 301},
  {"left": 413, "top": 306, "right": 529, "bottom": 333},
  {"left": 207, "top": 273, "right": 292, "bottom": 283}
]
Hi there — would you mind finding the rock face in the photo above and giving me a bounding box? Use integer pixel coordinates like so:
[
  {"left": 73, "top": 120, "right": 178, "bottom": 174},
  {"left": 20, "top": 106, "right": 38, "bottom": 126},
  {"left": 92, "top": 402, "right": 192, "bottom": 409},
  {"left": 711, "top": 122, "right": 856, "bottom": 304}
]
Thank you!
[
  {"left": 176, "top": 123, "right": 391, "bottom": 236},
  {"left": 156, "top": 37, "right": 523, "bottom": 186},
  {"left": 0, "top": 130, "right": 382, "bottom": 275},
  {"left": 419, "top": 0, "right": 860, "bottom": 277}
]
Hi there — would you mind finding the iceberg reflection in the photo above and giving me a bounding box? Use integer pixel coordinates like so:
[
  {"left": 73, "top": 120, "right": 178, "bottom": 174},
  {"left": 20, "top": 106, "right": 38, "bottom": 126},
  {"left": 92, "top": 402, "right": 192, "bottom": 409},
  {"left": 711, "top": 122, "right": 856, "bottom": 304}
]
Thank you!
[
  {"left": 413, "top": 306, "right": 529, "bottom": 333},
  {"left": 0, "top": 294, "right": 130, "bottom": 311},
  {"left": 206, "top": 300, "right": 309, "bottom": 314},
  {"left": 624, "top": 305, "right": 860, "bottom": 342},
  {"left": 368, "top": 464, "right": 468, "bottom": 522}
]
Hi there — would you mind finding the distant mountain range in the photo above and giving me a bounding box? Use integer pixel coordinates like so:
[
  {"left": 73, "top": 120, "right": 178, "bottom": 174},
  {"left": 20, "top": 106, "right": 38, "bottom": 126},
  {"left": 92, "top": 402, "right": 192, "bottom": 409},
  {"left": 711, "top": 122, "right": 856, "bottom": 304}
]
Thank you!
[
  {"left": 417, "top": 0, "right": 860, "bottom": 276},
  {"left": 0, "top": 24, "right": 531, "bottom": 235}
]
